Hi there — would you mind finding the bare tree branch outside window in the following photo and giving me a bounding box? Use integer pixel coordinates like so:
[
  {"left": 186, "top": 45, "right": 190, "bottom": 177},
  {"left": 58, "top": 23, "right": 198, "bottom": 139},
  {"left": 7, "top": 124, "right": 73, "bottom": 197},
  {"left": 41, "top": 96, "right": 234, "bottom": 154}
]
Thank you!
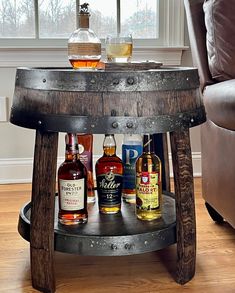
[{"left": 0, "top": 0, "right": 158, "bottom": 39}]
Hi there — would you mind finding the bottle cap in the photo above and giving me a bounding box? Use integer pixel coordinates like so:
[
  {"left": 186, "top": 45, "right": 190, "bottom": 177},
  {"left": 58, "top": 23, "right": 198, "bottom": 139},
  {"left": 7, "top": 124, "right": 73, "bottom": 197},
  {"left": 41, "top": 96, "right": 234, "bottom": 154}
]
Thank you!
[{"left": 66, "top": 133, "right": 79, "bottom": 152}]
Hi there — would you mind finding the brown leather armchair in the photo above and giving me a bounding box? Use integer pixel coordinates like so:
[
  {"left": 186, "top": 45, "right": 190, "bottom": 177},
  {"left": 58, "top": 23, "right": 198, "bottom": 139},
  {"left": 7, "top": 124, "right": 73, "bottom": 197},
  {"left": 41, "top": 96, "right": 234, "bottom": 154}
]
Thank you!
[{"left": 184, "top": 0, "right": 235, "bottom": 228}]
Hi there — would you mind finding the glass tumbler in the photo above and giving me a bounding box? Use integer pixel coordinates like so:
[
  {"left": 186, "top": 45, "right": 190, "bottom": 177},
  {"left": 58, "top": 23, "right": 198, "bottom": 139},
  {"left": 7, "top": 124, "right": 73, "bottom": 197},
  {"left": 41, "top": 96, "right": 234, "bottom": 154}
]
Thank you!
[{"left": 106, "top": 34, "right": 133, "bottom": 62}]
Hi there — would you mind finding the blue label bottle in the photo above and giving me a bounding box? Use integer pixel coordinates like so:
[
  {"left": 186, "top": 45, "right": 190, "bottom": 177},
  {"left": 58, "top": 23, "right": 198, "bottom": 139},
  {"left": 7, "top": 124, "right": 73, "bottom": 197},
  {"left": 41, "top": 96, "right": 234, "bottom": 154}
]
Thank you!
[{"left": 122, "top": 134, "right": 143, "bottom": 203}]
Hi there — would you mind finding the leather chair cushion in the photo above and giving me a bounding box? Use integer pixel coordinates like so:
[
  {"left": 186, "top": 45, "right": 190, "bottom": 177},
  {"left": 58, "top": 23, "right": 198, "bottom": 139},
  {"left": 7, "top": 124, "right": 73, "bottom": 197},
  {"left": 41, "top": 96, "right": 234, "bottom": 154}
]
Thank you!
[
  {"left": 204, "top": 79, "right": 235, "bottom": 131},
  {"left": 203, "top": 0, "right": 235, "bottom": 81}
]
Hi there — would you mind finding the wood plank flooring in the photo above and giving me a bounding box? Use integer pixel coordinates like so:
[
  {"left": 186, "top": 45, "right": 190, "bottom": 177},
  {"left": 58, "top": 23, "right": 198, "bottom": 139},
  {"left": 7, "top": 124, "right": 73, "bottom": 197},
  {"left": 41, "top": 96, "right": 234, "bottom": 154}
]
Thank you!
[{"left": 0, "top": 178, "right": 235, "bottom": 292}]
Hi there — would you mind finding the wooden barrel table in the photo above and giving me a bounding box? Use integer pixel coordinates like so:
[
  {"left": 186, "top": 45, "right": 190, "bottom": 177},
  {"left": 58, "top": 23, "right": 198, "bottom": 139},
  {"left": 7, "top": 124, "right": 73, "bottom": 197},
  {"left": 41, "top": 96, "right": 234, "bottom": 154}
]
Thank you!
[{"left": 11, "top": 67, "right": 206, "bottom": 293}]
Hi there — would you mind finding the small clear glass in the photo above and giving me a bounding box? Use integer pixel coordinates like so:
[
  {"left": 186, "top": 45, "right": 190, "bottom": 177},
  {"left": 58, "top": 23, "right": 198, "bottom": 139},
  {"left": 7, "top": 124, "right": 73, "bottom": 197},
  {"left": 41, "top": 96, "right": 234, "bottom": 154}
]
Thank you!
[{"left": 105, "top": 34, "right": 133, "bottom": 62}]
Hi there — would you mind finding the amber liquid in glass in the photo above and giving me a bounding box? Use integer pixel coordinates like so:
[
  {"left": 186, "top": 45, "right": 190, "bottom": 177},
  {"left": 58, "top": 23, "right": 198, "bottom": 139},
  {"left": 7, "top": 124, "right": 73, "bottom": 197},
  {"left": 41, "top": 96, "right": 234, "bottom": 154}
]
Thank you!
[{"left": 106, "top": 43, "right": 132, "bottom": 62}]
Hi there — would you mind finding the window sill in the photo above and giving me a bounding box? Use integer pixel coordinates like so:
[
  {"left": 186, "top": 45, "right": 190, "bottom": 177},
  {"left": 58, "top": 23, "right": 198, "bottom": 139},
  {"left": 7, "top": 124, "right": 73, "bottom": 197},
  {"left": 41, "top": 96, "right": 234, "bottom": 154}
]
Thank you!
[{"left": 0, "top": 46, "right": 188, "bottom": 67}]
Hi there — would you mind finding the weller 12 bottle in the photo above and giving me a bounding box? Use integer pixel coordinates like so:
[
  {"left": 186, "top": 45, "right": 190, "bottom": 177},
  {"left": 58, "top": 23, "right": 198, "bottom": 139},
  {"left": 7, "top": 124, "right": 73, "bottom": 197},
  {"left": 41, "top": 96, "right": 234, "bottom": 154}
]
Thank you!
[{"left": 95, "top": 134, "right": 123, "bottom": 214}]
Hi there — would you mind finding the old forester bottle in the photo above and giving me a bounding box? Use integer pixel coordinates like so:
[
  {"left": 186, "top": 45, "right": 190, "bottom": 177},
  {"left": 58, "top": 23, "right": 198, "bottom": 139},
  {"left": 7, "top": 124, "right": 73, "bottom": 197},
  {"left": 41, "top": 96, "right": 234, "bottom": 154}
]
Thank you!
[{"left": 58, "top": 133, "right": 88, "bottom": 225}]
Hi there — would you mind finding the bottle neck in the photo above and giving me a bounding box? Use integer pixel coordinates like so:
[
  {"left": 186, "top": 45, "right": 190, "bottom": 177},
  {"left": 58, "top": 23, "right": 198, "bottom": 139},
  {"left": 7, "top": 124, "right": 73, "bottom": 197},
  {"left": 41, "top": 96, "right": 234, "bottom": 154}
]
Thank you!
[
  {"left": 143, "top": 134, "right": 154, "bottom": 153},
  {"left": 79, "top": 13, "right": 89, "bottom": 29},
  {"left": 65, "top": 133, "right": 79, "bottom": 161},
  {"left": 103, "top": 134, "right": 116, "bottom": 156}
]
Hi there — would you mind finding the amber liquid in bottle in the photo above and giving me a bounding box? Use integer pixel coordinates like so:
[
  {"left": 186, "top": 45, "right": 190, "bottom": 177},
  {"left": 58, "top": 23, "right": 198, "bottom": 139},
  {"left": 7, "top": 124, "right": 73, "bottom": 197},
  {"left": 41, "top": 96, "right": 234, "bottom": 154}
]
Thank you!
[
  {"left": 136, "top": 134, "right": 162, "bottom": 221},
  {"left": 69, "top": 59, "right": 100, "bottom": 70},
  {"left": 95, "top": 134, "right": 123, "bottom": 214},
  {"left": 68, "top": 3, "right": 101, "bottom": 70},
  {"left": 77, "top": 133, "right": 95, "bottom": 202},
  {"left": 58, "top": 133, "right": 88, "bottom": 225}
]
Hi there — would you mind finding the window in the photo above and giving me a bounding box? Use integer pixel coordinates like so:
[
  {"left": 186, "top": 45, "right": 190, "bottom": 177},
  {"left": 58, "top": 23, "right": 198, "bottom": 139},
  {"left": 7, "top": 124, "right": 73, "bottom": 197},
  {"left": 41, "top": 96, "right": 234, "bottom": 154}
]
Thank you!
[
  {"left": 0, "top": 0, "right": 185, "bottom": 66},
  {"left": 0, "top": 0, "right": 158, "bottom": 38}
]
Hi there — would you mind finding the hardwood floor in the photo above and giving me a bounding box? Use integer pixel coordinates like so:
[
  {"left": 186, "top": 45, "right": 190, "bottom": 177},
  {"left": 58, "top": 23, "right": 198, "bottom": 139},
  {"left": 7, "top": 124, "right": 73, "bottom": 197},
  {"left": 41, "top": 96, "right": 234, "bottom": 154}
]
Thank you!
[{"left": 0, "top": 178, "right": 235, "bottom": 293}]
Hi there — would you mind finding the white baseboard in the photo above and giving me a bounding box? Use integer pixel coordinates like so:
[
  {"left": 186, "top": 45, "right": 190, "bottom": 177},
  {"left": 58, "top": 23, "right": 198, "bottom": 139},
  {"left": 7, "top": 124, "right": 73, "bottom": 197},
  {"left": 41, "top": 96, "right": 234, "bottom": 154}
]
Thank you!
[{"left": 0, "top": 152, "right": 202, "bottom": 184}]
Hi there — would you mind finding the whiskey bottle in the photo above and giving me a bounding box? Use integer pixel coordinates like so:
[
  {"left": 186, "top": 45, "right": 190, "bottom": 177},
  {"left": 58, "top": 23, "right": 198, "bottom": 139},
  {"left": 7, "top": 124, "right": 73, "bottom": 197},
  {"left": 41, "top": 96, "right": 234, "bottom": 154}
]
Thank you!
[
  {"left": 136, "top": 134, "right": 162, "bottom": 221},
  {"left": 95, "top": 134, "right": 123, "bottom": 214},
  {"left": 68, "top": 3, "right": 101, "bottom": 70},
  {"left": 58, "top": 133, "right": 88, "bottom": 225},
  {"left": 77, "top": 133, "right": 95, "bottom": 203},
  {"left": 122, "top": 134, "right": 143, "bottom": 203}
]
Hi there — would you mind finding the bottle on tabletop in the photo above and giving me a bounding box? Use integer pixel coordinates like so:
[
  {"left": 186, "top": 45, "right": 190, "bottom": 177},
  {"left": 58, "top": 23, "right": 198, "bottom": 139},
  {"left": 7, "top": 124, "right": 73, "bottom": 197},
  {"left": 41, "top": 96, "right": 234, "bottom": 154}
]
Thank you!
[{"left": 68, "top": 2, "right": 101, "bottom": 70}]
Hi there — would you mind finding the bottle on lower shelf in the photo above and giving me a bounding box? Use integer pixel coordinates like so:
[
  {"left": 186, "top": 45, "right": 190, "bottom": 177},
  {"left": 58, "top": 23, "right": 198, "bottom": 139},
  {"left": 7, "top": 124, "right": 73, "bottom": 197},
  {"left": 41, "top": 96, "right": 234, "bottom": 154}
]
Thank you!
[
  {"left": 122, "top": 134, "right": 143, "bottom": 203},
  {"left": 95, "top": 134, "right": 123, "bottom": 214},
  {"left": 77, "top": 133, "right": 95, "bottom": 203},
  {"left": 136, "top": 134, "right": 162, "bottom": 221},
  {"left": 58, "top": 133, "right": 88, "bottom": 225}
]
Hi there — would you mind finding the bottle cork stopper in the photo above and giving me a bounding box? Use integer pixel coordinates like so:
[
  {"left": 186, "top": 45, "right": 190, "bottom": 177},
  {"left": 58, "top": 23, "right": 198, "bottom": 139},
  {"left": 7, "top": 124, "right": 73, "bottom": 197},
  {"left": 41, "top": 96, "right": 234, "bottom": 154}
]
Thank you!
[
  {"left": 79, "top": 14, "right": 89, "bottom": 28},
  {"left": 79, "top": 3, "right": 90, "bottom": 28}
]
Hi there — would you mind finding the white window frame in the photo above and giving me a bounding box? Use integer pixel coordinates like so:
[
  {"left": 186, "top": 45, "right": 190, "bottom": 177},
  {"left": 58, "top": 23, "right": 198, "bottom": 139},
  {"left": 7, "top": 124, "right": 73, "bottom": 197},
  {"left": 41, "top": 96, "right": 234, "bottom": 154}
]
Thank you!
[{"left": 0, "top": 0, "right": 186, "bottom": 67}]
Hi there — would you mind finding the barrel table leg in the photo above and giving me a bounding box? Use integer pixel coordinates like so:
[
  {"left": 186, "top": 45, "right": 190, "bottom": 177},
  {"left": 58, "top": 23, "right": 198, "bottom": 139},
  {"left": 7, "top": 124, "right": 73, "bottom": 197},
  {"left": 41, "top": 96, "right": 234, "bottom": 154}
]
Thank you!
[
  {"left": 170, "top": 129, "right": 196, "bottom": 284},
  {"left": 30, "top": 130, "right": 58, "bottom": 293}
]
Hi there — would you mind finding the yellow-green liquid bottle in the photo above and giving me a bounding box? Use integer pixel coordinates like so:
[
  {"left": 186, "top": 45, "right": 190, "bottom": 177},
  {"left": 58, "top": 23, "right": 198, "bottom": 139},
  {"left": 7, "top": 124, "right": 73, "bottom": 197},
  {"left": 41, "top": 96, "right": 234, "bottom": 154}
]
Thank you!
[{"left": 136, "top": 134, "right": 162, "bottom": 221}]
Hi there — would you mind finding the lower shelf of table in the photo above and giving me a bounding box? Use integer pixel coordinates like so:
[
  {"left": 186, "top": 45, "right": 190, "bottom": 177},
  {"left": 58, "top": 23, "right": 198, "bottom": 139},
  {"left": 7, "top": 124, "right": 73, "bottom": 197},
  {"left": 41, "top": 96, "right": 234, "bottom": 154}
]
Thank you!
[{"left": 18, "top": 192, "right": 176, "bottom": 256}]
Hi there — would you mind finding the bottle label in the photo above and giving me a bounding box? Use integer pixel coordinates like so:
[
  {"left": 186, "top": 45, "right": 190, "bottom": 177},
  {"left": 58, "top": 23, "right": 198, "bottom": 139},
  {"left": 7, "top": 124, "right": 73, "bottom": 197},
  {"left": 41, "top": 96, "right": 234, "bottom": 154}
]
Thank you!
[
  {"left": 136, "top": 172, "right": 160, "bottom": 210},
  {"left": 79, "top": 150, "right": 92, "bottom": 172},
  {"left": 122, "top": 144, "right": 143, "bottom": 190},
  {"left": 68, "top": 43, "right": 101, "bottom": 56},
  {"left": 59, "top": 179, "right": 85, "bottom": 211},
  {"left": 97, "top": 171, "right": 122, "bottom": 206}
]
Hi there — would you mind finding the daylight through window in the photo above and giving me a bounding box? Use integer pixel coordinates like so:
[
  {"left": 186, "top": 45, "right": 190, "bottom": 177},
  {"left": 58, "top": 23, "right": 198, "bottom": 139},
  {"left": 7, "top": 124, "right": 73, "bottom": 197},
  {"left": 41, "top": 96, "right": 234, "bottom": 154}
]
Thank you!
[{"left": 0, "top": 0, "right": 159, "bottom": 40}]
